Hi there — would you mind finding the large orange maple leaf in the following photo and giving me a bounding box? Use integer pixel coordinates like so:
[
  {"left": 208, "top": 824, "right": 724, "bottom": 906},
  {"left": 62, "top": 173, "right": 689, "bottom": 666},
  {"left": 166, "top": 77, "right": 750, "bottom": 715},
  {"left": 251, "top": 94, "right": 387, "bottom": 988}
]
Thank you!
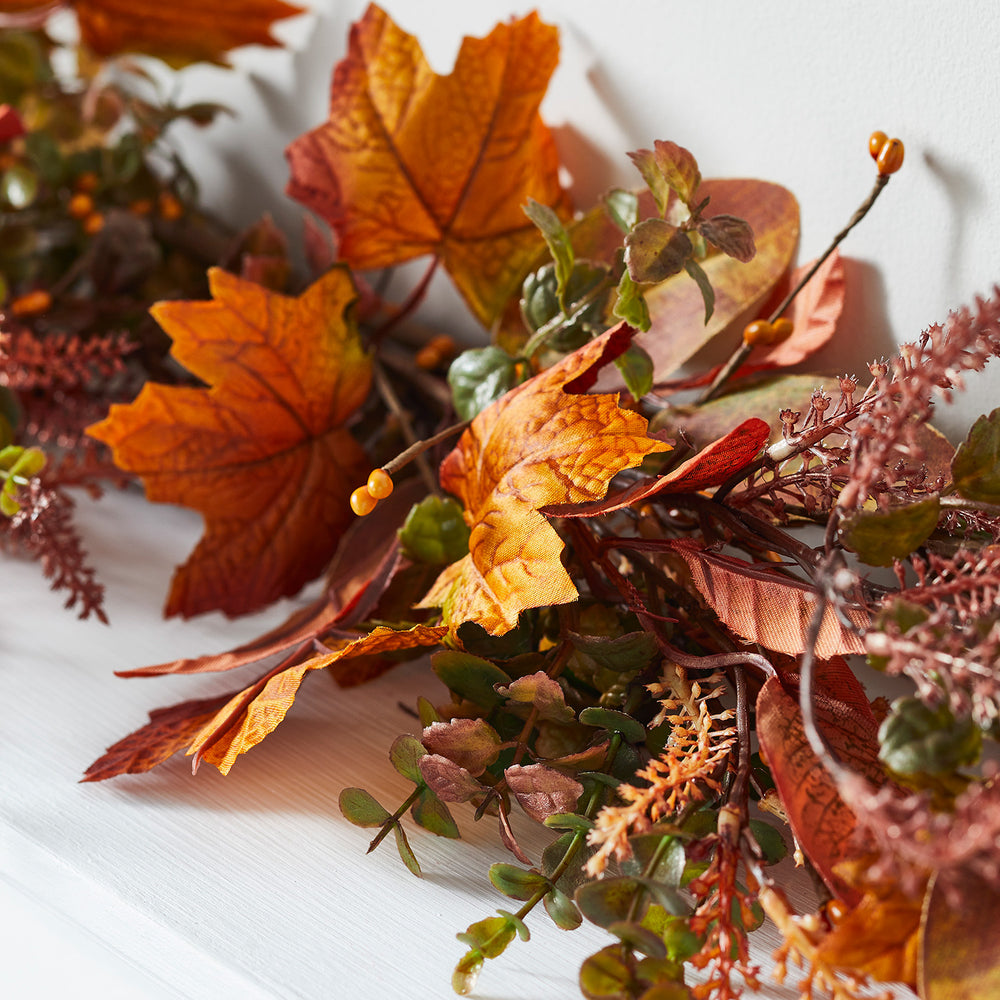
[
  {"left": 285, "top": 4, "right": 570, "bottom": 327},
  {"left": 418, "top": 325, "right": 672, "bottom": 635},
  {"left": 88, "top": 267, "right": 371, "bottom": 618},
  {"left": 0, "top": 0, "right": 303, "bottom": 66}
]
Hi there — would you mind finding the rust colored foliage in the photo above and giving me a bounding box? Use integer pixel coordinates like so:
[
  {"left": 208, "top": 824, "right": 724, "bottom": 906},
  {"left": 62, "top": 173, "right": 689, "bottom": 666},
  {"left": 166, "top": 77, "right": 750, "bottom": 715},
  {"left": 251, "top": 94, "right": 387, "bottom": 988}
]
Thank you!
[
  {"left": 87, "top": 267, "right": 372, "bottom": 618},
  {"left": 0, "top": 0, "right": 304, "bottom": 66},
  {"left": 286, "top": 4, "right": 570, "bottom": 327},
  {"left": 418, "top": 324, "right": 671, "bottom": 635}
]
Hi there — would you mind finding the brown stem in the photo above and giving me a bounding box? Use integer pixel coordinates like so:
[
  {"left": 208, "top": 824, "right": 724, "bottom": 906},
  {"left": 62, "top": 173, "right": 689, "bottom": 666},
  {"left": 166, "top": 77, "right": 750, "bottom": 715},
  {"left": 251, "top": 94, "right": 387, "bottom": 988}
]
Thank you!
[
  {"left": 380, "top": 417, "right": 469, "bottom": 478},
  {"left": 372, "top": 363, "right": 439, "bottom": 494},
  {"left": 369, "top": 258, "right": 440, "bottom": 346}
]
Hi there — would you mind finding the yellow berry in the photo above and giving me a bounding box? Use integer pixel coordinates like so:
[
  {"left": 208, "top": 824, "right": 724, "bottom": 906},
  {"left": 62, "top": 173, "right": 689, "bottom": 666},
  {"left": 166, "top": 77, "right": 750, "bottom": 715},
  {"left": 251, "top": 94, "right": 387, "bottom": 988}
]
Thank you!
[
  {"left": 10, "top": 289, "right": 52, "bottom": 316},
  {"left": 868, "top": 130, "right": 888, "bottom": 160},
  {"left": 876, "top": 137, "right": 904, "bottom": 175},
  {"left": 83, "top": 212, "right": 105, "bottom": 235},
  {"left": 366, "top": 468, "right": 394, "bottom": 500},
  {"left": 771, "top": 317, "right": 794, "bottom": 343},
  {"left": 350, "top": 486, "right": 378, "bottom": 516},
  {"left": 158, "top": 191, "right": 183, "bottom": 221},
  {"left": 68, "top": 192, "right": 94, "bottom": 219},
  {"left": 742, "top": 319, "right": 775, "bottom": 347}
]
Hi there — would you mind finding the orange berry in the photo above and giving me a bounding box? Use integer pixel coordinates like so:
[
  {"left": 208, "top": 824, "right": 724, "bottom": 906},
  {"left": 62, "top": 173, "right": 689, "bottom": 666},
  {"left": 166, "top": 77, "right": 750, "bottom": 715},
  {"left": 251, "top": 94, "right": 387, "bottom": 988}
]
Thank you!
[
  {"left": 868, "top": 130, "right": 888, "bottom": 160},
  {"left": 83, "top": 212, "right": 105, "bottom": 235},
  {"left": 415, "top": 344, "right": 442, "bottom": 369},
  {"left": 129, "top": 198, "right": 153, "bottom": 216},
  {"left": 10, "top": 289, "right": 52, "bottom": 316},
  {"left": 158, "top": 191, "right": 183, "bottom": 221},
  {"left": 74, "top": 171, "right": 99, "bottom": 193},
  {"left": 771, "top": 317, "right": 794, "bottom": 343},
  {"left": 742, "top": 319, "right": 775, "bottom": 347},
  {"left": 350, "top": 486, "right": 378, "bottom": 516},
  {"left": 366, "top": 468, "right": 394, "bottom": 500},
  {"left": 876, "top": 137, "right": 904, "bottom": 175},
  {"left": 67, "top": 192, "right": 94, "bottom": 219}
]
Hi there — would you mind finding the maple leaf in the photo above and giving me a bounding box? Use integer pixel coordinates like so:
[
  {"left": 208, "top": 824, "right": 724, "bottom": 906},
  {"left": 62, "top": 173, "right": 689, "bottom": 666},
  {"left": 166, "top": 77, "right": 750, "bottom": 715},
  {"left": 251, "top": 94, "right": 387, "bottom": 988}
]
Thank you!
[
  {"left": 285, "top": 4, "right": 570, "bottom": 327},
  {"left": 0, "top": 0, "right": 304, "bottom": 66},
  {"left": 88, "top": 267, "right": 371, "bottom": 618},
  {"left": 418, "top": 324, "right": 672, "bottom": 635}
]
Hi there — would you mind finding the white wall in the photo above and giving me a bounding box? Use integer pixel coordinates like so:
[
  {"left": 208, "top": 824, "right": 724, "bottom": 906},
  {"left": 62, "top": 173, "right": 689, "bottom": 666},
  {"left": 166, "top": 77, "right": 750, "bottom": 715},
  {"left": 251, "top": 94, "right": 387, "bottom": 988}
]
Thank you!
[{"left": 165, "top": 0, "right": 1000, "bottom": 443}]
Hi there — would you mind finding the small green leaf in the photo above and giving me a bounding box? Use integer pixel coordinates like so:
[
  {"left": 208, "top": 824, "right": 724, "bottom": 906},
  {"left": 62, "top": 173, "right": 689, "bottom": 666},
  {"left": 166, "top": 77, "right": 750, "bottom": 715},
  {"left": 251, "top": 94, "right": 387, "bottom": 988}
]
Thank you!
[
  {"left": 416, "top": 695, "right": 441, "bottom": 727},
  {"left": 625, "top": 219, "right": 692, "bottom": 284},
  {"left": 696, "top": 214, "right": 756, "bottom": 262},
  {"left": 412, "top": 786, "right": 460, "bottom": 838},
  {"left": 544, "top": 886, "right": 582, "bottom": 929},
  {"left": 628, "top": 148, "right": 672, "bottom": 217},
  {"left": 338, "top": 787, "right": 390, "bottom": 827},
  {"left": 580, "top": 944, "right": 634, "bottom": 1000},
  {"left": 952, "top": 407, "right": 1000, "bottom": 502},
  {"left": 614, "top": 343, "right": 654, "bottom": 400},
  {"left": 839, "top": 495, "right": 941, "bottom": 566},
  {"left": 496, "top": 909, "right": 530, "bottom": 942},
  {"left": 651, "top": 140, "right": 701, "bottom": 209},
  {"left": 452, "top": 950, "right": 483, "bottom": 996},
  {"left": 393, "top": 822, "right": 421, "bottom": 876},
  {"left": 642, "top": 910, "right": 703, "bottom": 962},
  {"left": 579, "top": 707, "right": 646, "bottom": 744},
  {"left": 457, "top": 914, "right": 517, "bottom": 958},
  {"left": 603, "top": 188, "right": 639, "bottom": 234},
  {"left": 879, "top": 696, "right": 981, "bottom": 775},
  {"left": 623, "top": 835, "right": 686, "bottom": 889},
  {"left": 431, "top": 650, "right": 511, "bottom": 710},
  {"left": 748, "top": 819, "right": 788, "bottom": 865},
  {"left": 683, "top": 258, "right": 715, "bottom": 323},
  {"left": 612, "top": 268, "right": 651, "bottom": 331},
  {"left": 521, "top": 260, "right": 609, "bottom": 352},
  {"left": 543, "top": 812, "right": 595, "bottom": 833},
  {"left": 608, "top": 921, "right": 667, "bottom": 958},
  {"left": 868, "top": 598, "right": 930, "bottom": 671},
  {"left": 399, "top": 495, "right": 470, "bottom": 565},
  {"left": 523, "top": 198, "right": 574, "bottom": 307},
  {"left": 489, "top": 863, "right": 550, "bottom": 901},
  {"left": 448, "top": 346, "right": 522, "bottom": 421},
  {"left": 389, "top": 734, "right": 425, "bottom": 783}
]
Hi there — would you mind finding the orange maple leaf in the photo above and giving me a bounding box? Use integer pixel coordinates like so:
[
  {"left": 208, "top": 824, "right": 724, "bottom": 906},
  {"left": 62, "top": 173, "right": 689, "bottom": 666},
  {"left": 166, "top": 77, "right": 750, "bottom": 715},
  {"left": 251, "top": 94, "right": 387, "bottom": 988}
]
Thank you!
[
  {"left": 418, "top": 325, "right": 672, "bottom": 635},
  {"left": 0, "top": 0, "right": 304, "bottom": 66},
  {"left": 88, "top": 267, "right": 371, "bottom": 618},
  {"left": 285, "top": 4, "right": 570, "bottom": 327}
]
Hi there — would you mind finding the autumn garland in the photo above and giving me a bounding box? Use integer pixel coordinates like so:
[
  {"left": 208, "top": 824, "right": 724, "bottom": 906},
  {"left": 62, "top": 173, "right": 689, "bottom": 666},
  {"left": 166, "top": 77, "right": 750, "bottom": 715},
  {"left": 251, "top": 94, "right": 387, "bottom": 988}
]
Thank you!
[{"left": 2, "top": 4, "right": 1000, "bottom": 1000}]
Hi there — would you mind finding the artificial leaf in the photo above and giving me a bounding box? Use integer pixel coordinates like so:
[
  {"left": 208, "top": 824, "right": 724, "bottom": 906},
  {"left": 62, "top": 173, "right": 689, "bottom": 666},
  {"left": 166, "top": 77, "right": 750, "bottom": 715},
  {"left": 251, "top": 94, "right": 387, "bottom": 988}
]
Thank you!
[
  {"left": 544, "top": 887, "right": 582, "bottom": 930},
  {"left": 419, "top": 325, "right": 671, "bottom": 635},
  {"left": 878, "top": 696, "right": 981, "bottom": 776},
  {"left": 523, "top": 198, "right": 574, "bottom": 307},
  {"left": 285, "top": 5, "right": 569, "bottom": 327},
  {"left": 88, "top": 267, "right": 371, "bottom": 618},
  {"left": 952, "top": 407, "right": 1000, "bottom": 502},
  {"left": 417, "top": 755, "right": 482, "bottom": 803},
  {"left": 696, "top": 214, "right": 756, "bottom": 262},
  {"left": 188, "top": 624, "right": 447, "bottom": 774},
  {"left": 399, "top": 494, "right": 471, "bottom": 565},
  {"left": 421, "top": 718, "right": 502, "bottom": 776},
  {"left": 338, "top": 787, "right": 391, "bottom": 827},
  {"left": 505, "top": 763, "right": 584, "bottom": 822},
  {"left": 389, "top": 733, "right": 426, "bottom": 782},
  {"left": 625, "top": 220, "right": 692, "bottom": 284},
  {"left": 628, "top": 141, "right": 701, "bottom": 214},
  {"left": 496, "top": 671, "right": 574, "bottom": 724},
  {"left": 661, "top": 539, "right": 868, "bottom": 658},
  {"left": 604, "top": 189, "right": 639, "bottom": 234},
  {"left": 81, "top": 692, "right": 236, "bottom": 781},
  {"left": 839, "top": 495, "right": 941, "bottom": 567},
  {"left": 489, "top": 863, "right": 550, "bottom": 902},
  {"left": 546, "top": 418, "right": 768, "bottom": 518},
  {"left": 412, "top": 786, "right": 460, "bottom": 839},
  {"left": 448, "top": 347, "right": 525, "bottom": 422},
  {"left": 755, "top": 663, "right": 885, "bottom": 903},
  {"left": 431, "top": 650, "right": 512, "bottom": 710},
  {"left": 9, "top": 0, "right": 306, "bottom": 67},
  {"left": 920, "top": 869, "right": 1000, "bottom": 999}
]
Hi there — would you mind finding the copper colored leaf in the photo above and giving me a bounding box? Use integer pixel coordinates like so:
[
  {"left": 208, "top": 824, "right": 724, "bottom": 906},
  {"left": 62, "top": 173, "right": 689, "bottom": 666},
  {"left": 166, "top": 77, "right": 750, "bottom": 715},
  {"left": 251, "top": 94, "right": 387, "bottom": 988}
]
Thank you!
[
  {"left": 81, "top": 692, "right": 236, "bottom": 781},
  {"left": 664, "top": 539, "right": 868, "bottom": 658},
  {"left": 88, "top": 267, "right": 371, "bottom": 618},
  {"left": 421, "top": 718, "right": 502, "bottom": 776},
  {"left": 505, "top": 763, "right": 584, "bottom": 822},
  {"left": 755, "top": 664, "right": 885, "bottom": 903},
  {"left": 920, "top": 869, "right": 1000, "bottom": 999},
  {"left": 628, "top": 141, "right": 701, "bottom": 214},
  {"left": 418, "top": 325, "right": 671, "bottom": 635},
  {"left": 496, "top": 671, "right": 574, "bottom": 724},
  {"left": 189, "top": 624, "right": 446, "bottom": 774},
  {"left": 417, "top": 754, "right": 482, "bottom": 803},
  {"left": 697, "top": 214, "right": 756, "bottom": 263},
  {"left": 285, "top": 5, "right": 569, "bottom": 327}
]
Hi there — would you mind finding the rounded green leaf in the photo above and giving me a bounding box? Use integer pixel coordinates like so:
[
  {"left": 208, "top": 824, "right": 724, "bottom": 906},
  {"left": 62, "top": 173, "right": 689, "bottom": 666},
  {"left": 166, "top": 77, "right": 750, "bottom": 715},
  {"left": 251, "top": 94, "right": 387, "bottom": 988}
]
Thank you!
[
  {"left": 625, "top": 219, "right": 692, "bottom": 284},
  {"left": 608, "top": 921, "right": 667, "bottom": 958},
  {"left": 952, "top": 407, "right": 1000, "bottom": 502},
  {"left": 839, "top": 495, "right": 941, "bottom": 566},
  {"left": 448, "top": 346, "right": 522, "bottom": 421},
  {"left": 543, "top": 886, "right": 582, "bottom": 930},
  {"left": 389, "top": 733, "right": 425, "bottom": 782},
  {"left": 338, "top": 787, "right": 390, "bottom": 827},
  {"left": 431, "top": 650, "right": 511, "bottom": 710},
  {"left": 452, "top": 950, "right": 483, "bottom": 997},
  {"left": 412, "top": 786, "right": 460, "bottom": 839},
  {"left": 576, "top": 876, "right": 645, "bottom": 929},
  {"left": 748, "top": 819, "right": 788, "bottom": 865},
  {"left": 543, "top": 812, "right": 595, "bottom": 833},
  {"left": 489, "top": 863, "right": 549, "bottom": 901},
  {"left": 580, "top": 944, "right": 634, "bottom": 1000},
  {"left": 399, "top": 495, "right": 470, "bottom": 565},
  {"left": 579, "top": 706, "right": 646, "bottom": 744},
  {"left": 878, "top": 696, "right": 981, "bottom": 775},
  {"left": 393, "top": 823, "right": 421, "bottom": 877}
]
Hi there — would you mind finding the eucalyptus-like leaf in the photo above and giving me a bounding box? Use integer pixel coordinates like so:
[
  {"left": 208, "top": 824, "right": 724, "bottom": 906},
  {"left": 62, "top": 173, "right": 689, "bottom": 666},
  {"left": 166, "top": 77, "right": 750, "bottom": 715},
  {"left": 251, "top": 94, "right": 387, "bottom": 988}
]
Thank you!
[
  {"left": 543, "top": 812, "right": 596, "bottom": 833},
  {"left": 457, "top": 914, "right": 517, "bottom": 958},
  {"left": 389, "top": 733, "right": 426, "bottom": 782},
  {"left": 614, "top": 342, "right": 654, "bottom": 400},
  {"left": 748, "top": 819, "right": 788, "bottom": 865},
  {"left": 338, "top": 787, "right": 391, "bottom": 828},
  {"left": 417, "top": 754, "right": 482, "bottom": 803},
  {"left": 393, "top": 822, "right": 421, "bottom": 877},
  {"left": 496, "top": 671, "right": 574, "bottom": 724},
  {"left": 431, "top": 650, "right": 511, "bottom": 710},
  {"left": 683, "top": 257, "right": 715, "bottom": 323},
  {"left": 523, "top": 197, "right": 575, "bottom": 306},
  {"left": 422, "top": 718, "right": 502, "bottom": 775},
  {"left": 625, "top": 219, "right": 692, "bottom": 284},
  {"left": 952, "top": 407, "right": 1000, "bottom": 502},
  {"left": 452, "top": 950, "right": 483, "bottom": 997},
  {"left": 642, "top": 909, "right": 703, "bottom": 963},
  {"left": 399, "top": 495, "right": 470, "bottom": 565},
  {"left": 607, "top": 921, "right": 667, "bottom": 958},
  {"left": 603, "top": 188, "right": 639, "bottom": 233},
  {"left": 612, "top": 268, "right": 651, "bottom": 331},
  {"left": 576, "top": 876, "right": 648, "bottom": 928},
  {"left": 839, "top": 495, "right": 941, "bottom": 566},
  {"left": 412, "top": 785, "right": 460, "bottom": 839},
  {"left": 506, "top": 763, "right": 584, "bottom": 822},
  {"left": 489, "top": 862, "right": 550, "bottom": 901},
  {"left": 622, "top": 835, "right": 686, "bottom": 889},
  {"left": 578, "top": 706, "right": 646, "bottom": 743},
  {"left": 878, "top": 696, "right": 981, "bottom": 775},
  {"left": 448, "top": 346, "right": 522, "bottom": 421},
  {"left": 579, "top": 944, "right": 635, "bottom": 1000},
  {"left": 543, "top": 886, "right": 582, "bottom": 930}
]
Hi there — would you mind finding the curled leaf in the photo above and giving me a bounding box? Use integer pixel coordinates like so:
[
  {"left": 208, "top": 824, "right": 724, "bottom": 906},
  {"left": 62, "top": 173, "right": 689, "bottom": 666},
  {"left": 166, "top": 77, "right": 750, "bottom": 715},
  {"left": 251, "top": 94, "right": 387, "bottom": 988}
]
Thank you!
[
  {"left": 417, "top": 755, "right": 482, "bottom": 803},
  {"left": 421, "top": 718, "right": 502, "bottom": 776},
  {"left": 505, "top": 763, "right": 584, "bottom": 823}
]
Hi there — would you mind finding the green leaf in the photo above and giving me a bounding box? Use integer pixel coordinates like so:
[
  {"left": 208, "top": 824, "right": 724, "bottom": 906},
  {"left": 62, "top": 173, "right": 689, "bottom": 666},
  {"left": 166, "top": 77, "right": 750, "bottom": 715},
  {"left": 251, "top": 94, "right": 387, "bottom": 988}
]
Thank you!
[
  {"left": 580, "top": 944, "right": 635, "bottom": 1000},
  {"left": 683, "top": 257, "right": 715, "bottom": 323},
  {"left": 393, "top": 822, "right": 421, "bottom": 877},
  {"left": 627, "top": 142, "right": 701, "bottom": 215},
  {"left": 614, "top": 343, "right": 654, "bottom": 400},
  {"left": 839, "top": 495, "right": 941, "bottom": 566},
  {"left": 544, "top": 886, "right": 582, "bottom": 930},
  {"left": 448, "top": 346, "right": 522, "bottom": 421},
  {"left": 576, "top": 877, "right": 641, "bottom": 929},
  {"left": 389, "top": 734, "right": 425, "bottom": 783},
  {"left": 523, "top": 198, "right": 575, "bottom": 308},
  {"left": 867, "top": 598, "right": 930, "bottom": 672},
  {"left": 878, "top": 696, "right": 981, "bottom": 775},
  {"left": 338, "top": 787, "right": 391, "bottom": 827},
  {"left": 452, "top": 949, "right": 483, "bottom": 996},
  {"left": 496, "top": 909, "right": 530, "bottom": 942},
  {"left": 625, "top": 219, "right": 692, "bottom": 284},
  {"left": 748, "top": 819, "right": 787, "bottom": 865},
  {"left": 399, "top": 495, "right": 470, "bottom": 565},
  {"left": 604, "top": 188, "right": 639, "bottom": 234},
  {"left": 431, "top": 650, "right": 511, "bottom": 710},
  {"left": 543, "top": 812, "right": 596, "bottom": 833},
  {"left": 579, "top": 707, "right": 646, "bottom": 744},
  {"left": 612, "top": 268, "right": 651, "bottom": 331},
  {"left": 520, "top": 260, "right": 609, "bottom": 352},
  {"left": 456, "top": 914, "right": 517, "bottom": 959},
  {"left": 623, "top": 835, "right": 686, "bottom": 889},
  {"left": 608, "top": 921, "right": 667, "bottom": 958},
  {"left": 416, "top": 695, "right": 441, "bottom": 727},
  {"left": 642, "top": 910, "right": 703, "bottom": 962},
  {"left": 952, "top": 407, "right": 1000, "bottom": 502},
  {"left": 412, "top": 786, "right": 460, "bottom": 839},
  {"left": 489, "top": 863, "right": 550, "bottom": 901}
]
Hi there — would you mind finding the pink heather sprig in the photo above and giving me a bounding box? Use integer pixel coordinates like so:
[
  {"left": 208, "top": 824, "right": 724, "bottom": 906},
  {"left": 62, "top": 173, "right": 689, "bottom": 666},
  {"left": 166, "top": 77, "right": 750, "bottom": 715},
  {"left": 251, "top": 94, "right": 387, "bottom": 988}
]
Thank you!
[
  {"left": 0, "top": 326, "right": 135, "bottom": 392},
  {"left": 839, "top": 288, "right": 1000, "bottom": 510}
]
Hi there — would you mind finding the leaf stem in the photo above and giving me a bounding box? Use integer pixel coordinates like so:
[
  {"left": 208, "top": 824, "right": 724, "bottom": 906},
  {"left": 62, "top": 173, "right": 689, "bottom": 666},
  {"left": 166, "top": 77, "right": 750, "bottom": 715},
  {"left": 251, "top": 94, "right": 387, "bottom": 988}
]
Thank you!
[
  {"left": 369, "top": 258, "right": 440, "bottom": 346},
  {"left": 520, "top": 273, "right": 615, "bottom": 361},
  {"left": 381, "top": 418, "right": 469, "bottom": 478},
  {"left": 367, "top": 784, "right": 422, "bottom": 854},
  {"left": 698, "top": 173, "right": 892, "bottom": 405},
  {"left": 372, "top": 362, "right": 440, "bottom": 494}
]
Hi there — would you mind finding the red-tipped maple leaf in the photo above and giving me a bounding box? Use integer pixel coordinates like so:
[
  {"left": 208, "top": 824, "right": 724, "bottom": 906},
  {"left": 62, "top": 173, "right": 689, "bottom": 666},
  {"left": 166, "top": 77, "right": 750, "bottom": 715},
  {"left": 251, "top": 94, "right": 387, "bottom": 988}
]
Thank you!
[
  {"left": 285, "top": 4, "right": 570, "bottom": 327},
  {"left": 88, "top": 267, "right": 371, "bottom": 618}
]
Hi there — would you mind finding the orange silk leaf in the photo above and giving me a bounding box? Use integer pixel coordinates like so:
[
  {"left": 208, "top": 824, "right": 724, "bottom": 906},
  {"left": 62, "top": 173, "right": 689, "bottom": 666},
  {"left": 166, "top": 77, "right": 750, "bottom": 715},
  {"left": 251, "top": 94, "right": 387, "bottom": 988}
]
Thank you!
[
  {"left": 285, "top": 4, "right": 569, "bottom": 327},
  {"left": 70, "top": 0, "right": 303, "bottom": 65},
  {"left": 664, "top": 539, "right": 868, "bottom": 658},
  {"left": 190, "top": 625, "right": 448, "bottom": 774},
  {"left": 88, "top": 267, "right": 371, "bottom": 619},
  {"left": 418, "top": 327, "right": 672, "bottom": 635}
]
